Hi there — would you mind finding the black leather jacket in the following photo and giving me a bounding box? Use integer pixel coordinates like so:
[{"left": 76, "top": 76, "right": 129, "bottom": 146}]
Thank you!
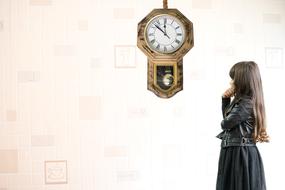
[{"left": 216, "top": 95, "right": 256, "bottom": 148}]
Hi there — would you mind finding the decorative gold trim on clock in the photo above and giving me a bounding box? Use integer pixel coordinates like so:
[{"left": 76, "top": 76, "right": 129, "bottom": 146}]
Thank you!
[
  {"left": 137, "top": 8, "right": 193, "bottom": 98},
  {"left": 148, "top": 58, "right": 183, "bottom": 98}
]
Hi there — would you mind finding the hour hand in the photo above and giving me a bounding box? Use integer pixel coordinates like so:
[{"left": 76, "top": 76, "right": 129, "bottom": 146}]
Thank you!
[{"left": 164, "top": 25, "right": 171, "bottom": 39}]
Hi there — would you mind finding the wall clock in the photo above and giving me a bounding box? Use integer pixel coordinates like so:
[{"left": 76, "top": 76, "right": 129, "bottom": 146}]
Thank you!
[{"left": 137, "top": 0, "right": 194, "bottom": 98}]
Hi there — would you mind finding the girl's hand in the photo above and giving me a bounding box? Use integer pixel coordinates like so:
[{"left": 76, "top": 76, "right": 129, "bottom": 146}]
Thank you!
[
  {"left": 222, "top": 80, "right": 235, "bottom": 98},
  {"left": 222, "top": 87, "right": 235, "bottom": 98}
]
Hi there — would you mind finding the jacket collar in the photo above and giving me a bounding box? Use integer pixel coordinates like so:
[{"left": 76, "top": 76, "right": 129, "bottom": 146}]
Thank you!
[{"left": 225, "top": 95, "right": 252, "bottom": 115}]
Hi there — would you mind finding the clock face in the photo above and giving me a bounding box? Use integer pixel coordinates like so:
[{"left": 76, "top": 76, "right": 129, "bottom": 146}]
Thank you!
[{"left": 145, "top": 14, "right": 185, "bottom": 54}]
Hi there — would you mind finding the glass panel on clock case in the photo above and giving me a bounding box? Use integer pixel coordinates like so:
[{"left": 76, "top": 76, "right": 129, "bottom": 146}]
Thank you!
[{"left": 156, "top": 65, "right": 174, "bottom": 90}]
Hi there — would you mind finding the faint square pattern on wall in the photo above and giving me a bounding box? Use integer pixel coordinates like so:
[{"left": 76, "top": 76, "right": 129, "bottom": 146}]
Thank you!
[
  {"left": 162, "top": 144, "right": 181, "bottom": 168},
  {"left": 214, "top": 46, "right": 235, "bottom": 56},
  {"left": 54, "top": 45, "right": 75, "bottom": 56},
  {"left": 0, "top": 21, "right": 3, "bottom": 31},
  {"left": 90, "top": 57, "right": 103, "bottom": 69},
  {"left": 79, "top": 96, "right": 102, "bottom": 120},
  {"left": 31, "top": 135, "right": 54, "bottom": 147},
  {"left": 17, "top": 71, "right": 40, "bottom": 83},
  {"left": 45, "top": 160, "right": 67, "bottom": 184},
  {"left": 6, "top": 110, "right": 17, "bottom": 121},
  {"left": 127, "top": 107, "right": 147, "bottom": 118},
  {"left": 233, "top": 23, "right": 243, "bottom": 34},
  {"left": 263, "top": 13, "right": 282, "bottom": 24},
  {"left": 192, "top": 0, "right": 212, "bottom": 9},
  {"left": 78, "top": 20, "right": 89, "bottom": 31},
  {"left": 116, "top": 170, "right": 139, "bottom": 182},
  {"left": 173, "top": 107, "right": 184, "bottom": 117},
  {"left": 104, "top": 146, "right": 128, "bottom": 157},
  {"left": 29, "top": 0, "right": 52, "bottom": 6},
  {"left": 114, "top": 45, "right": 136, "bottom": 68},
  {"left": 113, "top": 8, "right": 135, "bottom": 19},
  {"left": 265, "top": 47, "right": 283, "bottom": 69},
  {"left": 188, "top": 69, "right": 207, "bottom": 80},
  {"left": 0, "top": 150, "right": 18, "bottom": 173}
]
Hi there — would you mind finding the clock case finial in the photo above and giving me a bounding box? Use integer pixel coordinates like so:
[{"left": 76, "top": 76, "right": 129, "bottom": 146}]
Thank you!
[{"left": 163, "top": 0, "right": 168, "bottom": 9}]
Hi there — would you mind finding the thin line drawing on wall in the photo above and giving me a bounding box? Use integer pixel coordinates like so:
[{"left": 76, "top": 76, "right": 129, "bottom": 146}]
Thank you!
[
  {"left": 45, "top": 160, "right": 68, "bottom": 184},
  {"left": 114, "top": 45, "right": 137, "bottom": 68},
  {"left": 265, "top": 47, "right": 284, "bottom": 69}
]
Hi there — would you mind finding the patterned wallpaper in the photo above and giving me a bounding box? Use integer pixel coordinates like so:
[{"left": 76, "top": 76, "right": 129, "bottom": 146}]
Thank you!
[{"left": 0, "top": 0, "right": 284, "bottom": 189}]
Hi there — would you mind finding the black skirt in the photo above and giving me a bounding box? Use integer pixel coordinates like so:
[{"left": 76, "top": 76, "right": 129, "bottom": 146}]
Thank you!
[{"left": 216, "top": 146, "right": 266, "bottom": 190}]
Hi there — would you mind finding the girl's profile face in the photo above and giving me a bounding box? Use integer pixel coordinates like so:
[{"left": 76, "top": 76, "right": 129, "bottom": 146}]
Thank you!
[{"left": 230, "top": 80, "right": 235, "bottom": 88}]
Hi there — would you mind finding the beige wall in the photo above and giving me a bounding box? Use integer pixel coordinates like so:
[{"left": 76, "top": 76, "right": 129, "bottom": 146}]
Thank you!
[{"left": 0, "top": 0, "right": 285, "bottom": 189}]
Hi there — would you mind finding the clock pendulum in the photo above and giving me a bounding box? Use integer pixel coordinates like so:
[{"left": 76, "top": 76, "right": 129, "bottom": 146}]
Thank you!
[{"left": 137, "top": 0, "right": 194, "bottom": 98}]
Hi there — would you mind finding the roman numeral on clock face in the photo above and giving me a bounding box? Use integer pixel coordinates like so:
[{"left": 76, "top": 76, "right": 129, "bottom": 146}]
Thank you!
[{"left": 175, "top": 39, "right": 181, "bottom": 44}]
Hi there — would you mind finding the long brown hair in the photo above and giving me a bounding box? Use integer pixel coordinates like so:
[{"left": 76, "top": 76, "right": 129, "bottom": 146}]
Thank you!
[{"left": 229, "top": 61, "right": 269, "bottom": 143}]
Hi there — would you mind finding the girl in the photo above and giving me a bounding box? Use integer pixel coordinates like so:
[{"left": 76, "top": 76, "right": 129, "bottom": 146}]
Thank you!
[{"left": 216, "top": 61, "right": 269, "bottom": 190}]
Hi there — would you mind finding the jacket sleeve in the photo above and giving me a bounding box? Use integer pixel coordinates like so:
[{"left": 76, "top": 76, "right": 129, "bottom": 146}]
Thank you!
[
  {"left": 221, "top": 99, "right": 252, "bottom": 130},
  {"left": 222, "top": 97, "right": 231, "bottom": 119}
]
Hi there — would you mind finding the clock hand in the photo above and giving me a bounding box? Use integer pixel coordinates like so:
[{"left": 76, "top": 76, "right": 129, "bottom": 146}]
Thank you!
[
  {"left": 155, "top": 24, "right": 171, "bottom": 39},
  {"left": 163, "top": 25, "right": 171, "bottom": 39},
  {"left": 165, "top": 31, "right": 171, "bottom": 39},
  {"left": 154, "top": 24, "right": 165, "bottom": 34}
]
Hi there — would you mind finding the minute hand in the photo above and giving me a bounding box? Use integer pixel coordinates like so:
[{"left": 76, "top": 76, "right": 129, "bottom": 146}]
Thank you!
[{"left": 154, "top": 24, "right": 170, "bottom": 39}]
